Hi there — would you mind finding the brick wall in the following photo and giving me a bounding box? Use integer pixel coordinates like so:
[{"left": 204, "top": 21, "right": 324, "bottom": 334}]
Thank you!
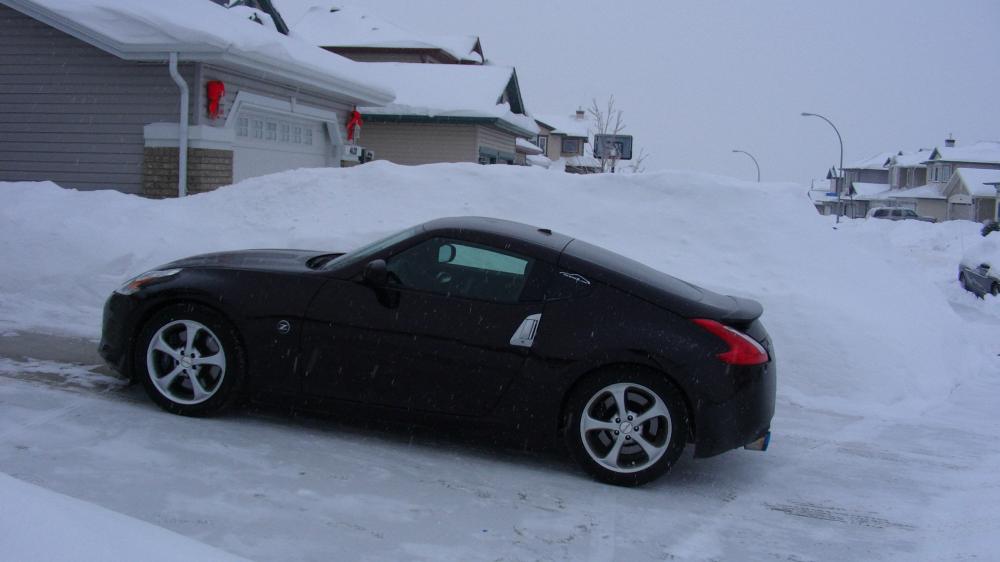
[{"left": 142, "top": 147, "right": 233, "bottom": 198}]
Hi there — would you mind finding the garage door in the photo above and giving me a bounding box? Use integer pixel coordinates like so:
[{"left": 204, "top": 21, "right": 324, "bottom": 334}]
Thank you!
[{"left": 233, "top": 110, "right": 331, "bottom": 182}]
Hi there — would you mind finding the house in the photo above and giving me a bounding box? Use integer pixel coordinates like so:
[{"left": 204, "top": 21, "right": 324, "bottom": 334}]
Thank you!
[
  {"left": 942, "top": 168, "right": 1000, "bottom": 222},
  {"left": 351, "top": 63, "right": 538, "bottom": 165},
  {"left": 243, "top": 1, "right": 541, "bottom": 166},
  {"left": 534, "top": 110, "right": 602, "bottom": 174},
  {"left": 889, "top": 140, "right": 1000, "bottom": 222},
  {"left": 0, "top": 0, "right": 393, "bottom": 197},
  {"left": 274, "top": 1, "right": 485, "bottom": 64},
  {"left": 886, "top": 149, "right": 930, "bottom": 190},
  {"left": 840, "top": 152, "right": 892, "bottom": 217}
]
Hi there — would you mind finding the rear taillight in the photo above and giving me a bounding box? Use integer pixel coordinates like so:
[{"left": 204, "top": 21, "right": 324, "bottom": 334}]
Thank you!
[{"left": 691, "top": 318, "right": 769, "bottom": 366}]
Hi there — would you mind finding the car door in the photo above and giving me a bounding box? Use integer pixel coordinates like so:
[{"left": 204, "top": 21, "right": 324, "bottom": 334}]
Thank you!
[{"left": 300, "top": 237, "right": 548, "bottom": 417}]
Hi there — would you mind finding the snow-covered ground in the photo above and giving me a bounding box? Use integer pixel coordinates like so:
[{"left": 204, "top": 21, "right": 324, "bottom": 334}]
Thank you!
[{"left": 1, "top": 163, "right": 998, "bottom": 560}]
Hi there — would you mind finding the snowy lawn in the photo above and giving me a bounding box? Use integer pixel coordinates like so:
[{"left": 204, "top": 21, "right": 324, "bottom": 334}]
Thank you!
[{"left": 1, "top": 163, "right": 998, "bottom": 560}]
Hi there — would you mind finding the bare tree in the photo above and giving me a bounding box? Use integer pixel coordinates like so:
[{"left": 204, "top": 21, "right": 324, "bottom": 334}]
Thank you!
[{"left": 586, "top": 96, "right": 648, "bottom": 173}]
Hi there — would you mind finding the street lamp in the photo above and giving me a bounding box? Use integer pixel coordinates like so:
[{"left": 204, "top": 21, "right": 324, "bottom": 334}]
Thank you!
[
  {"left": 731, "top": 149, "right": 760, "bottom": 182},
  {"left": 801, "top": 112, "right": 847, "bottom": 222}
]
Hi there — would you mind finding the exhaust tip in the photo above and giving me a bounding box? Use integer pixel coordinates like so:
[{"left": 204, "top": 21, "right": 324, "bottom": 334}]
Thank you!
[{"left": 744, "top": 431, "right": 771, "bottom": 452}]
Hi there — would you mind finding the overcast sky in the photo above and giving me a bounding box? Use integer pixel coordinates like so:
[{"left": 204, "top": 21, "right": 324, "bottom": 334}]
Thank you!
[{"left": 367, "top": 0, "right": 1000, "bottom": 184}]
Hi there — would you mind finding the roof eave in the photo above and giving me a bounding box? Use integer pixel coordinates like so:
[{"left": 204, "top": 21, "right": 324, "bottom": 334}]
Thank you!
[
  {"left": 5, "top": 0, "right": 394, "bottom": 107},
  {"left": 363, "top": 113, "right": 535, "bottom": 137}
]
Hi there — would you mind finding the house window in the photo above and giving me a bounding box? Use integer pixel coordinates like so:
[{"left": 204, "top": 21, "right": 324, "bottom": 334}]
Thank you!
[
  {"left": 293, "top": 126, "right": 302, "bottom": 144},
  {"left": 280, "top": 123, "right": 290, "bottom": 142},
  {"left": 266, "top": 122, "right": 277, "bottom": 141},
  {"left": 562, "top": 138, "right": 581, "bottom": 155},
  {"left": 536, "top": 135, "right": 548, "bottom": 153},
  {"left": 252, "top": 119, "right": 264, "bottom": 139},
  {"left": 304, "top": 128, "right": 313, "bottom": 145},
  {"left": 237, "top": 117, "right": 249, "bottom": 137},
  {"left": 932, "top": 164, "right": 952, "bottom": 182}
]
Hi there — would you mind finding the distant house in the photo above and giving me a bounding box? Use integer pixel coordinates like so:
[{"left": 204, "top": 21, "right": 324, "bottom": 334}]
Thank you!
[
  {"left": 843, "top": 152, "right": 891, "bottom": 191},
  {"left": 840, "top": 152, "right": 892, "bottom": 217},
  {"left": 0, "top": 0, "right": 393, "bottom": 197},
  {"left": 277, "top": 2, "right": 485, "bottom": 64},
  {"left": 942, "top": 168, "right": 1000, "bottom": 222},
  {"left": 534, "top": 111, "right": 601, "bottom": 174},
  {"left": 889, "top": 140, "right": 1000, "bottom": 221},
  {"left": 353, "top": 64, "right": 537, "bottom": 165},
  {"left": 886, "top": 149, "right": 930, "bottom": 190},
  {"left": 924, "top": 140, "right": 1000, "bottom": 183},
  {"left": 250, "top": 1, "right": 541, "bottom": 166}
]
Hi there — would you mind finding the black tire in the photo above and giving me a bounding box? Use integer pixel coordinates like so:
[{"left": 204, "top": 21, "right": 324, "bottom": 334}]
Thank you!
[
  {"left": 134, "top": 303, "right": 245, "bottom": 417},
  {"left": 564, "top": 367, "right": 689, "bottom": 487},
  {"left": 992, "top": 283, "right": 999, "bottom": 297}
]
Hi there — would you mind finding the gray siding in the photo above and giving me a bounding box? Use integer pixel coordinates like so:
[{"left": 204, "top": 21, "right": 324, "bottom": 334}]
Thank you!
[
  {"left": 200, "top": 64, "right": 353, "bottom": 128},
  {"left": 0, "top": 4, "right": 194, "bottom": 193},
  {"left": 362, "top": 122, "right": 477, "bottom": 165},
  {"left": 476, "top": 125, "right": 516, "bottom": 159}
]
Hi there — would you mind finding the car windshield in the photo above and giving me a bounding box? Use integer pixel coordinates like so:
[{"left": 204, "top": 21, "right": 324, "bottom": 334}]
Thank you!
[{"left": 323, "top": 225, "right": 422, "bottom": 269}]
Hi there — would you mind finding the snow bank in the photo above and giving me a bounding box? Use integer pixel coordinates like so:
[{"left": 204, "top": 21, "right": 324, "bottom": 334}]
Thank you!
[
  {"left": 961, "top": 233, "right": 1000, "bottom": 270},
  {"left": 0, "top": 472, "right": 246, "bottom": 561},
  {"left": 0, "top": 164, "right": 987, "bottom": 414}
]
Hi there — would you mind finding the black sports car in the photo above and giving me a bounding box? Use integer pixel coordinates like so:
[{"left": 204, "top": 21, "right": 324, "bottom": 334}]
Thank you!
[{"left": 100, "top": 217, "right": 775, "bottom": 486}]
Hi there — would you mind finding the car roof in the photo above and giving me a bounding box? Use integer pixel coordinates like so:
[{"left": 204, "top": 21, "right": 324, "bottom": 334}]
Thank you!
[{"left": 421, "top": 216, "right": 574, "bottom": 254}]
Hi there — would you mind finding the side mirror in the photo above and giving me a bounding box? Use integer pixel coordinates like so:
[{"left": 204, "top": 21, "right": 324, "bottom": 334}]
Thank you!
[{"left": 363, "top": 259, "right": 389, "bottom": 286}]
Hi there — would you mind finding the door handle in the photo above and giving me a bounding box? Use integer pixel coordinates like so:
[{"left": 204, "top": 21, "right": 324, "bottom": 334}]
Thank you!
[{"left": 510, "top": 313, "right": 541, "bottom": 348}]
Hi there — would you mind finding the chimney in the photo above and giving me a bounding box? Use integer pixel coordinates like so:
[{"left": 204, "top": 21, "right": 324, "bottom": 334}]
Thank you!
[
  {"left": 575, "top": 108, "right": 585, "bottom": 120},
  {"left": 945, "top": 134, "right": 956, "bottom": 148}
]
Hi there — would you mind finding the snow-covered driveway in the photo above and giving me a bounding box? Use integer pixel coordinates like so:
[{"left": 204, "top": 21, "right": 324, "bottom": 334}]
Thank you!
[{"left": 0, "top": 335, "right": 997, "bottom": 561}]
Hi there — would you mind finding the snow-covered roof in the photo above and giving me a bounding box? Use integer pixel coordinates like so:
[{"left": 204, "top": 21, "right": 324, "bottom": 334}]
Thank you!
[
  {"left": 515, "top": 137, "right": 543, "bottom": 155},
  {"left": 535, "top": 113, "right": 590, "bottom": 138},
  {"left": 357, "top": 63, "right": 537, "bottom": 136},
  {"left": 951, "top": 168, "right": 1000, "bottom": 197},
  {"left": 851, "top": 182, "right": 892, "bottom": 200},
  {"left": 886, "top": 184, "right": 946, "bottom": 200},
  {"left": 5, "top": 0, "right": 394, "bottom": 106},
  {"left": 888, "top": 149, "right": 931, "bottom": 168},
  {"left": 275, "top": 1, "right": 483, "bottom": 63},
  {"left": 845, "top": 152, "right": 893, "bottom": 170},
  {"left": 927, "top": 141, "right": 1000, "bottom": 165}
]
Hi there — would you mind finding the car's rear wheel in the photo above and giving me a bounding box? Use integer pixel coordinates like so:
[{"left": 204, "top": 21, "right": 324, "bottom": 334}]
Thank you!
[
  {"left": 135, "top": 303, "right": 244, "bottom": 416},
  {"left": 564, "top": 368, "right": 688, "bottom": 486}
]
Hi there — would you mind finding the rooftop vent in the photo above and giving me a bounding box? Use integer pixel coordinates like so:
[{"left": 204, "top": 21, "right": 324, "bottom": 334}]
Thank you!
[{"left": 945, "top": 135, "right": 956, "bottom": 148}]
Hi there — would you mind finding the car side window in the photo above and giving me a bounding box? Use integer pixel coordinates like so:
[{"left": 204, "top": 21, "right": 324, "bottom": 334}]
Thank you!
[
  {"left": 874, "top": 209, "right": 887, "bottom": 217},
  {"left": 387, "top": 238, "right": 534, "bottom": 303},
  {"left": 891, "top": 209, "right": 902, "bottom": 217}
]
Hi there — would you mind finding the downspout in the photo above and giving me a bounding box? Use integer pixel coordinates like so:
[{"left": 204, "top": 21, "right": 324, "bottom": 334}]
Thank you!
[{"left": 168, "top": 52, "right": 189, "bottom": 197}]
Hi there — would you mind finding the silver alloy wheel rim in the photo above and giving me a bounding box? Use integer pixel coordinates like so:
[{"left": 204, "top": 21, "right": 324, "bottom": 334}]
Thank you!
[
  {"left": 579, "top": 382, "right": 672, "bottom": 474},
  {"left": 146, "top": 319, "right": 227, "bottom": 405}
]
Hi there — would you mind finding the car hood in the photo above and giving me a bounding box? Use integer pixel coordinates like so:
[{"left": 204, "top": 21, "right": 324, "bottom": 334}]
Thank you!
[{"left": 163, "top": 249, "right": 335, "bottom": 273}]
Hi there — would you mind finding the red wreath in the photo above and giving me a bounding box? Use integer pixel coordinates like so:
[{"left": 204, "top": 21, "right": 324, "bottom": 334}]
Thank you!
[
  {"left": 346, "top": 108, "right": 363, "bottom": 141},
  {"left": 206, "top": 80, "right": 225, "bottom": 120}
]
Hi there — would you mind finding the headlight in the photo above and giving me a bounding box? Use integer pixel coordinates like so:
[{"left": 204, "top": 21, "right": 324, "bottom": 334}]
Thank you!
[{"left": 115, "top": 269, "right": 182, "bottom": 295}]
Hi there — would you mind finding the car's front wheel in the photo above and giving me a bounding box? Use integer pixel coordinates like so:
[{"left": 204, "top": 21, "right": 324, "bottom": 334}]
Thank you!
[
  {"left": 565, "top": 368, "right": 689, "bottom": 486},
  {"left": 135, "top": 303, "right": 245, "bottom": 416}
]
